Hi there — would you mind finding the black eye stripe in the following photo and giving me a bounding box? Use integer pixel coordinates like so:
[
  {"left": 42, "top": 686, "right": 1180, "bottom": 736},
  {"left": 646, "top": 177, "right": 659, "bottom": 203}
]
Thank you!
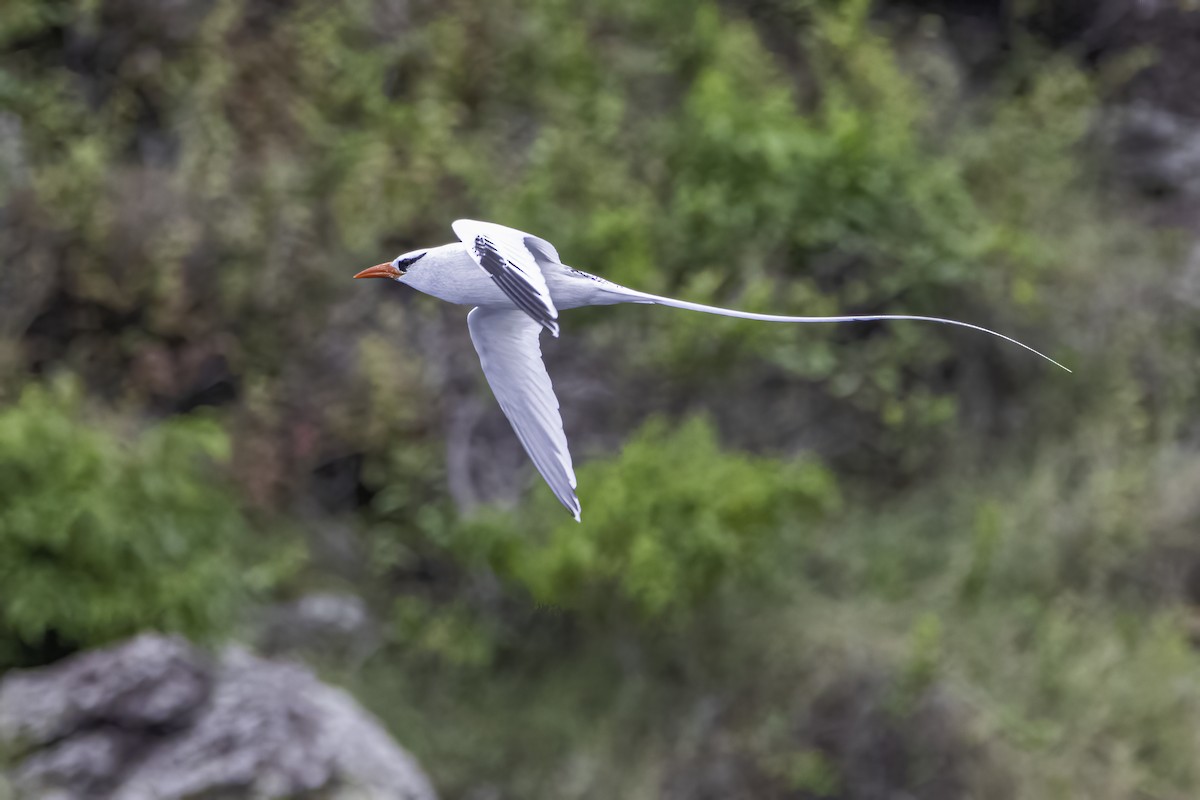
[{"left": 396, "top": 252, "right": 426, "bottom": 270}]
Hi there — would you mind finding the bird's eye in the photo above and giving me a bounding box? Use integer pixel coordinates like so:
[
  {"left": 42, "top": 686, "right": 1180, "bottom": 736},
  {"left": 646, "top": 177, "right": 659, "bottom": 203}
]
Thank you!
[{"left": 397, "top": 252, "right": 426, "bottom": 272}]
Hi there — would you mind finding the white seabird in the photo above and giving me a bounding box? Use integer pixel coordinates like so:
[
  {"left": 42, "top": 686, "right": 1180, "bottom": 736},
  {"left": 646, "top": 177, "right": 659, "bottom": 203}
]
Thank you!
[{"left": 356, "top": 219, "right": 1068, "bottom": 520}]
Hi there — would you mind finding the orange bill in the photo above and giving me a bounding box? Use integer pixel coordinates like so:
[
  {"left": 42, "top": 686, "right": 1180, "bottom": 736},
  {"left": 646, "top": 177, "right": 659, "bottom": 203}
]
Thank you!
[{"left": 354, "top": 263, "right": 400, "bottom": 279}]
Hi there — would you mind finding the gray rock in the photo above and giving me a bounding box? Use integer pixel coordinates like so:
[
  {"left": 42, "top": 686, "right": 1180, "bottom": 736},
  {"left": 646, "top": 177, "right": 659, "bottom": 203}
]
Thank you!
[
  {"left": 257, "top": 593, "right": 379, "bottom": 663},
  {"left": 1108, "top": 103, "right": 1200, "bottom": 203},
  {"left": 0, "top": 635, "right": 436, "bottom": 800},
  {"left": 0, "top": 113, "right": 27, "bottom": 188},
  {"left": 0, "top": 635, "right": 211, "bottom": 750}
]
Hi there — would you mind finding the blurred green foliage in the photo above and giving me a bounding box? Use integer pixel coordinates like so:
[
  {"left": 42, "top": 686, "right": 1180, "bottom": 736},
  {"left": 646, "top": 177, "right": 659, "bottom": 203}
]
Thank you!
[
  {"left": 460, "top": 418, "right": 839, "bottom": 621},
  {"left": 369, "top": 418, "right": 838, "bottom": 672},
  {"left": 0, "top": 379, "right": 255, "bottom": 668},
  {"left": 0, "top": 0, "right": 1127, "bottom": 472},
  {"left": 359, "top": 420, "right": 1200, "bottom": 800}
]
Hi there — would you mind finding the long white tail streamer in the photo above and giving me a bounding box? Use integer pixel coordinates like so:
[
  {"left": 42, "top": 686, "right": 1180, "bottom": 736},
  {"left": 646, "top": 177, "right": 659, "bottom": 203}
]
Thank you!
[{"left": 627, "top": 291, "right": 1071, "bottom": 373}]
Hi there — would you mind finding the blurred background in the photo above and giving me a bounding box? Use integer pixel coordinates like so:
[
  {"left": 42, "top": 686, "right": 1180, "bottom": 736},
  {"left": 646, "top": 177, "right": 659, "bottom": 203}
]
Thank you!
[{"left": 2, "top": 0, "right": 1200, "bottom": 797}]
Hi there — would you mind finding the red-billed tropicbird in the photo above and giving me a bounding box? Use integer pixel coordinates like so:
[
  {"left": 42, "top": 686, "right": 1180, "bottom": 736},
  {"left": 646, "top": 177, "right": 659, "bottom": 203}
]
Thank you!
[{"left": 356, "top": 219, "right": 1068, "bottom": 520}]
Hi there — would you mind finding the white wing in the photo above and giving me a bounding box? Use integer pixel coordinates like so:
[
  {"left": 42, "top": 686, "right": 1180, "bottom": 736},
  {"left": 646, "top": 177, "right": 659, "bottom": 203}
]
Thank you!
[
  {"left": 453, "top": 219, "right": 561, "bottom": 337},
  {"left": 467, "top": 306, "right": 580, "bottom": 520}
]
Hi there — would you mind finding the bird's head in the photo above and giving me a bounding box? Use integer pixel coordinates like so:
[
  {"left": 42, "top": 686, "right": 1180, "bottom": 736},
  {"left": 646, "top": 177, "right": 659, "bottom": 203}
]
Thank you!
[{"left": 354, "top": 250, "right": 427, "bottom": 282}]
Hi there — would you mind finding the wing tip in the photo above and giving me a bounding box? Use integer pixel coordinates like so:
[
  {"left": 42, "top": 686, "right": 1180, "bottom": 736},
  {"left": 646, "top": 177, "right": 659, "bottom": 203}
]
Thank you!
[{"left": 563, "top": 494, "right": 581, "bottom": 522}]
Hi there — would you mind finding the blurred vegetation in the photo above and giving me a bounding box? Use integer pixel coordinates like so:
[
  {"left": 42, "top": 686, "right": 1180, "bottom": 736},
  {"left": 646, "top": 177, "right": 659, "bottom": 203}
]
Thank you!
[
  {"left": 4, "top": 0, "right": 1200, "bottom": 798},
  {"left": 0, "top": 378, "right": 268, "bottom": 669},
  {"left": 457, "top": 417, "right": 839, "bottom": 622}
]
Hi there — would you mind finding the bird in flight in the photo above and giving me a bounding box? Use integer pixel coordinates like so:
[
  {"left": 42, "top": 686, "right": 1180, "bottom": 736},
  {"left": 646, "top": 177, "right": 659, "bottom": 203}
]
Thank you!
[{"left": 356, "top": 220, "right": 1068, "bottom": 521}]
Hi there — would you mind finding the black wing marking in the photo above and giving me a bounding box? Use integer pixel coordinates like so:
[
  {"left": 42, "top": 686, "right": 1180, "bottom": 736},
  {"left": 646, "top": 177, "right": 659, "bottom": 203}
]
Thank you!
[{"left": 473, "top": 235, "right": 560, "bottom": 337}]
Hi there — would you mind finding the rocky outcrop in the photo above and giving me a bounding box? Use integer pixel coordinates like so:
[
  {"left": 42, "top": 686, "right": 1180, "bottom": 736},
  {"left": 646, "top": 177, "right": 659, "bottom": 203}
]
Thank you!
[
  {"left": 1107, "top": 103, "right": 1200, "bottom": 209},
  {"left": 1087, "top": 3, "right": 1200, "bottom": 225},
  {"left": 0, "top": 635, "right": 437, "bottom": 800},
  {"left": 257, "top": 592, "right": 380, "bottom": 663}
]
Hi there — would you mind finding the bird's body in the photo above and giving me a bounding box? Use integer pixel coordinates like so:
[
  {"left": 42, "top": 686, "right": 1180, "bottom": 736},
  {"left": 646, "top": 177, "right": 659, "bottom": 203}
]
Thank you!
[
  {"left": 402, "top": 242, "right": 630, "bottom": 310},
  {"left": 356, "top": 219, "right": 1068, "bottom": 521}
]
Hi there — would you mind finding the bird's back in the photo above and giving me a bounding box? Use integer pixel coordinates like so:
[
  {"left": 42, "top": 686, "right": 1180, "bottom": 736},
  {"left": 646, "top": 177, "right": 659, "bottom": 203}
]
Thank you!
[{"left": 544, "top": 263, "right": 640, "bottom": 309}]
